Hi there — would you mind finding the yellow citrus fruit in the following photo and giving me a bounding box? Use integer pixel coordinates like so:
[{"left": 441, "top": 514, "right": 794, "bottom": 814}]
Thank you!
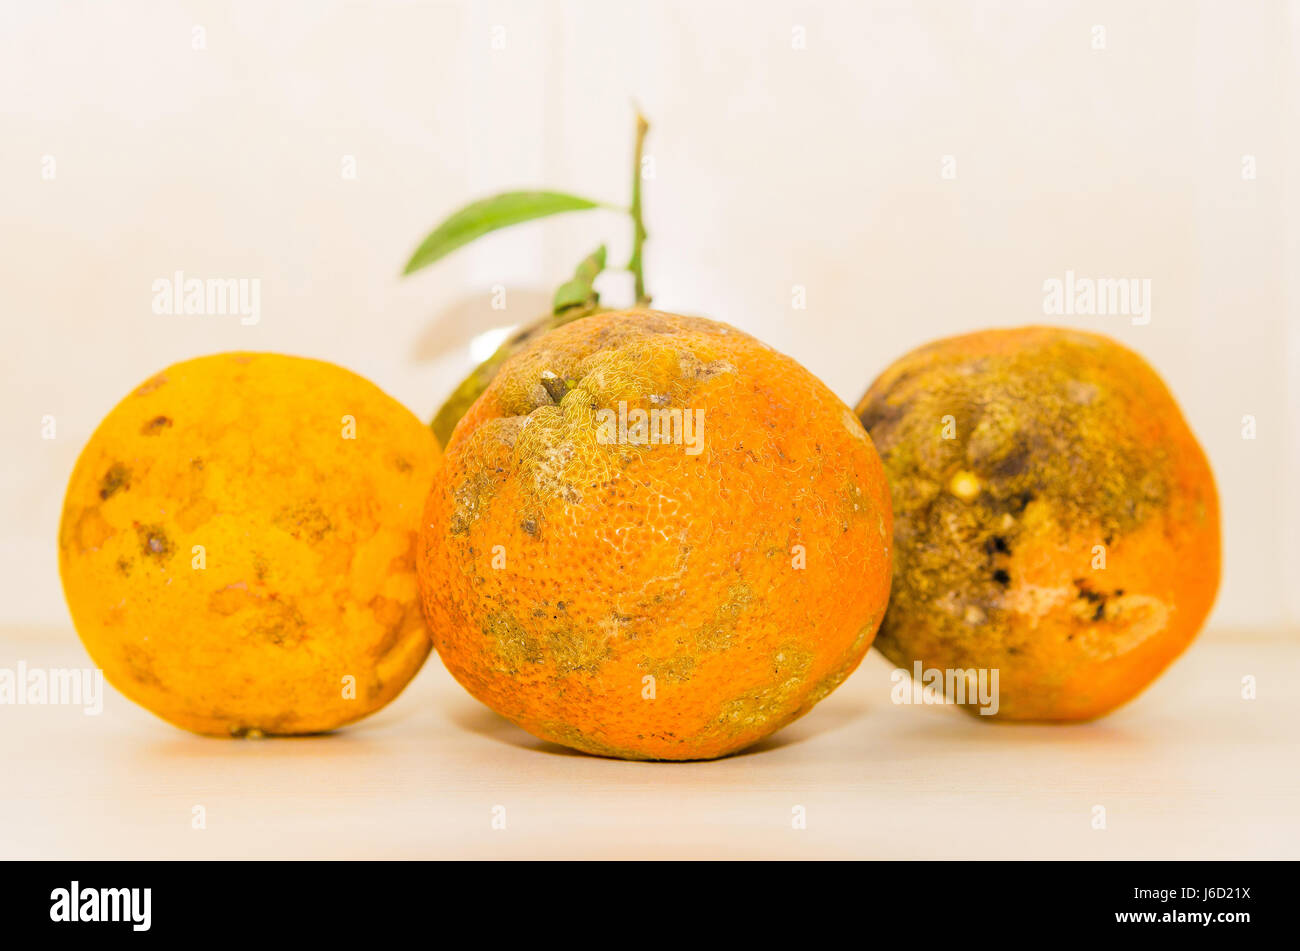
[
  {"left": 59, "top": 352, "right": 439, "bottom": 735},
  {"left": 856, "top": 327, "right": 1220, "bottom": 720},
  {"left": 418, "top": 309, "right": 893, "bottom": 760}
]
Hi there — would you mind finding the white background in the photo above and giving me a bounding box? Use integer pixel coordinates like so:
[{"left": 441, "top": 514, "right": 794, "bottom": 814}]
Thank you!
[{"left": 2, "top": 0, "right": 1297, "bottom": 630}]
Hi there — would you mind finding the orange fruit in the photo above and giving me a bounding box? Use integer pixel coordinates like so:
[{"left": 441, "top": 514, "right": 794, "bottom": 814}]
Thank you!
[
  {"left": 419, "top": 309, "right": 893, "bottom": 759},
  {"left": 856, "top": 327, "right": 1220, "bottom": 720},
  {"left": 59, "top": 352, "right": 439, "bottom": 735}
]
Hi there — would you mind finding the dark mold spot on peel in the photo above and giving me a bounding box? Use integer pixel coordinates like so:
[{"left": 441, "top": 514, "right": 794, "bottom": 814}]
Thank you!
[
  {"left": 1071, "top": 579, "right": 1120, "bottom": 624},
  {"left": 992, "top": 443, "right": 1030, "bottom": 478},
  {"left": 141, "top": 416, "right": 173, "bottom": 436},
  {"left": 136, "top": 523, "right": 175, "bottom": 562},
  {"left": 992, "top": 569, "right": 1011, "bottom": 586},
  {"left": 99, "top": 463, "right": 131, "bottom": 500},
  {"left": 249, "top": 597, "right": 307, "bottom": 647},
  {"left": 273, "top": 503, "right": 333, "bottom": 542}
]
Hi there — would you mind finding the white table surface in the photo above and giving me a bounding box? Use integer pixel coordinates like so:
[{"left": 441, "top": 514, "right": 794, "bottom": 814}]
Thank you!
[{"left": 2, "top": 624, "right": 1296, "bottom": 860}]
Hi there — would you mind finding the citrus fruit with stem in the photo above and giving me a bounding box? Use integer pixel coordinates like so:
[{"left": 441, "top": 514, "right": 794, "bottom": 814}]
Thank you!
[{"left": 418, "top": 309, "right": 893, "bottom": 760}]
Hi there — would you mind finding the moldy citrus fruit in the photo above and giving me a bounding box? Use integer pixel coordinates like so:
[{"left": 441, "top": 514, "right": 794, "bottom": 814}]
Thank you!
[
  {"left": 418, "top": 309, "right": 893, "bottom": 760},
  {"left": 856, "top": 327, "right": 1220, "bottom": 720},
  {"left": 59, "top": 352, "right": 439, "bottom": 735}
]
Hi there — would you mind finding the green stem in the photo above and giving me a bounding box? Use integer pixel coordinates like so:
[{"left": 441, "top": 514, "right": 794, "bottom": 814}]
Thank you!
[{"left": 627, "top": 113, "right": 650, "bottom": 305}]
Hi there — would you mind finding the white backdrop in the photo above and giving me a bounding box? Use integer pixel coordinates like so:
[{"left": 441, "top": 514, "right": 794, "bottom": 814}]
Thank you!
[{"left": 2, "top": 0, "right": 1296, "bottom": 629}]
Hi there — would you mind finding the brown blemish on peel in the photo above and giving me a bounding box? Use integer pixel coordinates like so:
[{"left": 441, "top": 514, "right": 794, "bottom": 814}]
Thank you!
[
  {"left": 207, "top": 584, "right": 308, "bottom": 646},
  {"left": 546, "top": 626, "right": 613, "bottom": 675},
  {"left": 640, "top": 654, "right": 696, "bottom": 683},
  {"left": 141, "top": 415, "right": 173, "bottom": 436},
  {"left": 1070, "top": 579, "right": 1138, "bottom": 625},
  {"left": 99, "top": 463, "right": 131, "bottom": 500},
  {"left": 703, "top": 645, "right": 813, "bottom": 739},
  {"left": 1073, "top": 591, "right": 1172, "bottom": 660},
  {"left": 273, "top": 503, "right": 332, "bottom": 542},
  {"left": 485, "top": 610, "right": 611, "bottom": 676},
  {"left": 122, "top": 645, "right": 161, "bottom": 687},
  {"left": 136, "top": 523, "right": 175, "bottom": 562},
  {"left": 450, "top": 465, "right": 503, "bottom": 536},
  {"left": 691, "top": 582, "right": 754, "bottom": 653},
  {"left": 248, "top": 597, "right": 306, "bottom": 646},
  {"left": 485, "top": 612, "right": 544, "bottom": 674}
]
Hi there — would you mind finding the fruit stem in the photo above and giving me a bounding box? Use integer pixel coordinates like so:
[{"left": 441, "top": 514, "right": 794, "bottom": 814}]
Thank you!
[{"left": 627, "top": 112, "right": 650, "bottom": 306}]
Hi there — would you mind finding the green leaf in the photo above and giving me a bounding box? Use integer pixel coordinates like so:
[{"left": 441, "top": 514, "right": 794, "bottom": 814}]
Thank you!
[
  {"left": 402, "top": 191, "right": 604, "bottom": 276},
  {"left": 551, "top": 245, "right": 607, "bottom": 313}
]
